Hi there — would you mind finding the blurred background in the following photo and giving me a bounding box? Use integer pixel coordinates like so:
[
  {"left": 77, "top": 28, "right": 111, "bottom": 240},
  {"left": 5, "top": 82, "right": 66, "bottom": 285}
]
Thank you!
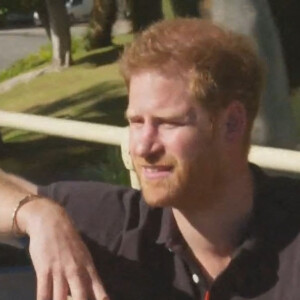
[{"left": 0, "top": 0, "right": 299, "bottom": 186}]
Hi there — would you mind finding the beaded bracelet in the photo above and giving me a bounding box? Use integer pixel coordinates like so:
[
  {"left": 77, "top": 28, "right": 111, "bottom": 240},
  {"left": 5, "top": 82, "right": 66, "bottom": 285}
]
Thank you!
[{"left": 11, "top": 194, "right": 38, "bottom": 236}]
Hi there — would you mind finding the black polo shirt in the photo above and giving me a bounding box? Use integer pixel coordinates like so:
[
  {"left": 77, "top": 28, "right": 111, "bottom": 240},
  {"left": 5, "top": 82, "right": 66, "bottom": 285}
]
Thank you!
[{"left": 38, "top": 165, "right": 300, "bottom": 300}]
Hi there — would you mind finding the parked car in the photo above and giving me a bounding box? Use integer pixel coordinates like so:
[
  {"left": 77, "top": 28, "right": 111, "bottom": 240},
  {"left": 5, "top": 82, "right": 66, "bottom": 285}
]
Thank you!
[
  {"left": 33, "top": 11, "right": 42, "bottom": 26},
  {"left": 5, "top": 12, "right": 34, "bottom": 25},
  {"left": 67, "top": 0, "right": 93, "bottom": 23},
  {"left": 34, "top": 0, "right": 93, "bottom": 26}
]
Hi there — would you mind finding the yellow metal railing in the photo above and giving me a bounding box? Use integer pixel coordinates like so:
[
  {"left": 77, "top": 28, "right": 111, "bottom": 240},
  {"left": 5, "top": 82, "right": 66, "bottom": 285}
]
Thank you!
[{"left": 0, "top": 110, "right": 299, "bottom": 184}]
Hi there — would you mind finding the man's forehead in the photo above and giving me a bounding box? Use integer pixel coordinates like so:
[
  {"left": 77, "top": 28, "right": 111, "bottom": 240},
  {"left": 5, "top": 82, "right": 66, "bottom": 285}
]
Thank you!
[
  {"left": 125, "top": 105, "right": 198, "bottom": 121},
  {"left": 126, "top": 92, "right": 196, "bottom": 119},
  {"left": 127, "top": 71, "right": 194, "bottom": 108}
]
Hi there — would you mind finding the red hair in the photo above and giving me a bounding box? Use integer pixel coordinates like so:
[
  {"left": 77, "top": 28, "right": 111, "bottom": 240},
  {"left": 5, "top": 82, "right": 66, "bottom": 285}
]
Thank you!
[{"left": 120, "top": 18, "right": 265, "bottom": 137}]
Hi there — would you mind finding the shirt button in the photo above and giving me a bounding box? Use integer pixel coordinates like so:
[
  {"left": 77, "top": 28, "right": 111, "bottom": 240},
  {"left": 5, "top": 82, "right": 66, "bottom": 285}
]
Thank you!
[{"left": 192, "top": 273, "right": 200, "bottom": 284}]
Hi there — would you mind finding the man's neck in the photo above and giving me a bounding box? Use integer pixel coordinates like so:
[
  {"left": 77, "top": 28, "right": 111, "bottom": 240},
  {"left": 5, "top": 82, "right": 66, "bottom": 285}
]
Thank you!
[{"left": 172, "top": 165, "right": 254, "bottom": 280}]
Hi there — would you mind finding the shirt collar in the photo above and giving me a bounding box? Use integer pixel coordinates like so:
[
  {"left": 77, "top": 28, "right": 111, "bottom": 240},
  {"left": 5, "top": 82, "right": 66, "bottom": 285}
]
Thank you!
[
  {"left": 154, "top": 164, "right": 286, "bottom": 297},
  {"left": 156, "top": 206, "right": 189, "bottom": 254},
  {"left": 155, "top": 163, "right": 264, "bottom": 249},
  {"left": 156, "top": 206, "right": 177, "bottom": 246}
]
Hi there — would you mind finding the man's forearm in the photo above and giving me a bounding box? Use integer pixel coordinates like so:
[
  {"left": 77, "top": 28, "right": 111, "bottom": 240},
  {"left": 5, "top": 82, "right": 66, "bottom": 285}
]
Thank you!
[
  {"left": 0, "top": 169, "right": 108, "bottom": 299},
  {"left": 0, "top": 169, "right": 37, "bottom": 234},
  {"left": 1, "top": 170, "right": 37, "bottom": 195}
]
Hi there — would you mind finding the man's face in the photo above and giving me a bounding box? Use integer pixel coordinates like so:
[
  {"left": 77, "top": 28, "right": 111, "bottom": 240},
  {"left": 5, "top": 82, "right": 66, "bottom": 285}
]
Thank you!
[{"left": 127, "top": 71, "right": 222, "bottom": 209}]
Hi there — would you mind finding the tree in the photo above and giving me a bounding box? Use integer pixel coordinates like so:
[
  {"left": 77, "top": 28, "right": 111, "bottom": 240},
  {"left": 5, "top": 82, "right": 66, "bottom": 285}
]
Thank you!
[
  {"left": 130, "top": 0, "right": 162, "bottom": 32},
  {"left": 35, "top": 0, "right": 51, "bottom": 39},
  {"left": 0, "top": 0, "right": 72, "bottom": 68},
  {"left": 45, "top": 0, "right": 72, "bottom": 68},
  {"left": 268, "top": 0, "right": 300, "bottom": 90},
  {"left": 86, "top": 0, "right": 133, "bottom": 49},
  {"left": 86, "top": 0, "right": 116, "bottom": 49},
  {"left": 206, "top": 0, "right": 298, "bottom": 149}
]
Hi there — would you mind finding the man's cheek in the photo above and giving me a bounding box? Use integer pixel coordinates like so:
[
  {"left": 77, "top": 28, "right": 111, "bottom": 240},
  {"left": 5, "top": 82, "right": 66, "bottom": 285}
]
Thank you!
[{"left": 177, "top": 140, "right": 202, "bottom": 161}]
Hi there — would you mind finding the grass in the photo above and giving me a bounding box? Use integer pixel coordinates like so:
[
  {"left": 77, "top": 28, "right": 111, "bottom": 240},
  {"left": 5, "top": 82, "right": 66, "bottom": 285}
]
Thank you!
[
  {"left": 0, "top": 54, "right": 124, "bottom": 112},
  {"left": 0, "top": 44, "right": 51, "bottom": 83},
  {"left": 0, "top": 0, "right": 173, "bottom": 84},
  {"left": 0, "top": 37, "right": 131, "bottom": 185},
  {"left": 0, "top": 36, "right": 88, "bottom": 83},
  {"left": 0, "top": 0, "right": 177, "bottom": 185}
]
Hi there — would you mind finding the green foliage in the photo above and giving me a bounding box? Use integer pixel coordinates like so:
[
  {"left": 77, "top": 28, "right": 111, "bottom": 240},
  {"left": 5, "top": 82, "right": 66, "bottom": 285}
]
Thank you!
[
  {"left": 162, "top": 0, "right": 175, "bottom": 19},
  {"left": 0, "top": 43, "right": 130, "bottom": 185},
  {"left": 291, "top": 89, "right": 300, "bottom": 137},
  {"left": 0, "top": 7, "right": 7, "bottom": 26},
  {"left": 0, "top": 43, "right": 52, "bottom": 83},
  {"left": 0, "top": 7, "right": 8, "bottom": 15},
  {"left": 71, "top": 36, "right": 86, "bottom": 56},
  {"left": 83, "top": 27, "right": 94, "bottom": 50},
  {"left": 80, "top": 146, "right": 130, "bottom": 185}
]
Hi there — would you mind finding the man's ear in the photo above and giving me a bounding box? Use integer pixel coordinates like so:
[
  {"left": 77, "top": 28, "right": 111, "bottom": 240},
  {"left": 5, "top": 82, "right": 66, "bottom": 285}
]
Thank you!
[{"left": 222, "top": 101, "right": 247, "bottom": 142}]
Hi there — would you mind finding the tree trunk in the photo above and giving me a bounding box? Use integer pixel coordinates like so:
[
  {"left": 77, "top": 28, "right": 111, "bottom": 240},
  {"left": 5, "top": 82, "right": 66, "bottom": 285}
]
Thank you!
[
  {"left": 86, "top": 0, "right": 116, "bottom": 49},
  {"left": 0, "top": 132, "right": 3, "bottom": 148},
  {"left": 112, "top": 0, "right": 132, "bottom": 36},
  {"left": 207, "top": 0, "right": 298, "bottom": 149},
  {"left": 131, "top": 0, "right": 162, "bottom": 32},
  {"left": 170, "top": 0, "right": 199, "bottom": 17},
  {"left": 198, "top": 0, "right": 212, "bottom": 17},
  {"left": 36, "top": 2, "right": 51, "bottom": 40},
  {"left": 45, "top": 0, "right": 72, "bottom": 68},
  {"left": 267, "top": 0, "right": 300, "bottom": 90}
]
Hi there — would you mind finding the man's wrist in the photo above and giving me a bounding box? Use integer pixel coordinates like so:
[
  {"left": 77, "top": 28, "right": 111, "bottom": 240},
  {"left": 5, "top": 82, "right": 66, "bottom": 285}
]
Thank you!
[
  {"left": 11, "top": 194, "right": 39, "bottom": 236},
  {"left": 17, "top": 197, "right": 65, "bottom": 236}
]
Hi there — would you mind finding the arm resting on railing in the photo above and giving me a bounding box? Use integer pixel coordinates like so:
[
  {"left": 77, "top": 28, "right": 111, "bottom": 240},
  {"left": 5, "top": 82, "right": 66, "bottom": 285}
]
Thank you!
[{"left": 0, "top": 169, "right": 108, "bottom": 300}]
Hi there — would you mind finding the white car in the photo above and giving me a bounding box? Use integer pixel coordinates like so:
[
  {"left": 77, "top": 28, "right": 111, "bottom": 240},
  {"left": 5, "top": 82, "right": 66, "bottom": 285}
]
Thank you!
[
  {"left": 67, "top": 0, "right": 93, "bottom": 23},
  {"left": 6, "top": 12, "right": 34, "bottom": 25},
  {"left": 33, "top": 11, "right": 42, "bottom": 26}
]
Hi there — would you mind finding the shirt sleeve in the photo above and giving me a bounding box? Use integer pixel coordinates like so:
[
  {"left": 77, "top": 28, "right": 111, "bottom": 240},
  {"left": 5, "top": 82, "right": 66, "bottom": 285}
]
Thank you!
[{"left": 38, "top": 181, "right": 142, "bottom": 251}]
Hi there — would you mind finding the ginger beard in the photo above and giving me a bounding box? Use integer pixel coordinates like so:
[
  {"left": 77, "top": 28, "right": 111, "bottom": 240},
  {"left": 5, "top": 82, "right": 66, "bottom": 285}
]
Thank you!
[
  {"left": 133, "top": 155, "right": 179, "bottom": 207},
  {"left": 132, "top": 141, "right": 219, "bottom": 210}
]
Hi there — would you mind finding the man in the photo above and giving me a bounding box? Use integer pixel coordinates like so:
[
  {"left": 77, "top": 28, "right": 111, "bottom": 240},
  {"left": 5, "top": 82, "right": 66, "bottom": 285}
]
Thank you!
[{"left": 1, "top": 18, "right": 300, "bottom": 300}]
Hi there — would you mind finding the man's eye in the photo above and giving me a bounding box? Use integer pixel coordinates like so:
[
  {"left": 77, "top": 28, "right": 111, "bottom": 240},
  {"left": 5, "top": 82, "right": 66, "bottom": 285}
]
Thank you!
[
  {"left": 129, "top": 119, "right": 143, "bottom": 126},
  {"left": 161, "top": 122, "right": 182, "bottom": 129}
]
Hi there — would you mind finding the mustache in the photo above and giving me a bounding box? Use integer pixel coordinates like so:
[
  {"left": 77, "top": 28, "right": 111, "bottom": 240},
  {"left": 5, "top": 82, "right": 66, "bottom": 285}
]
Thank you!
[{"left": 133, "top": 155, "right": 177, "bottom": 166}]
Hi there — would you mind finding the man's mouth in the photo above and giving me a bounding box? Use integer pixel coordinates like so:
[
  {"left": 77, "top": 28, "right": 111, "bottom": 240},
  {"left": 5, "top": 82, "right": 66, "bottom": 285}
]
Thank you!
[{"left": 142, "top": 165, "right": 173, "bottom": 179}]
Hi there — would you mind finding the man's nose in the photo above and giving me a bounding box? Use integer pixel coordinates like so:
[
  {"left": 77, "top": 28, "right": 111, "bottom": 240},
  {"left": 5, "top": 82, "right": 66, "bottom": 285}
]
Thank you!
[{"left": 132, "top": 124, "right": 163, "bottom": 158}]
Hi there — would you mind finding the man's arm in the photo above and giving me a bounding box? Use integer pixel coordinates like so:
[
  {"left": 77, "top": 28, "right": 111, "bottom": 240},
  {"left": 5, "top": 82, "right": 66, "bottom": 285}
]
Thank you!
[
  {"left": 0, "top": 169, "right": 37, "bottom": 194},
  {"left": 0, "top": 169, "right": 108, "bottom": 300},
  {"left": 0, "top": 169, "right": 37, "bottom": 234}
]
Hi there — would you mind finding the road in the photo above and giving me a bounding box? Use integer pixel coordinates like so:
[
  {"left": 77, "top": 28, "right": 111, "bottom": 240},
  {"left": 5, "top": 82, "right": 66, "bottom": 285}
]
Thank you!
[{"left": 0, "top": 24, "right": 87, "bottom": 71}]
